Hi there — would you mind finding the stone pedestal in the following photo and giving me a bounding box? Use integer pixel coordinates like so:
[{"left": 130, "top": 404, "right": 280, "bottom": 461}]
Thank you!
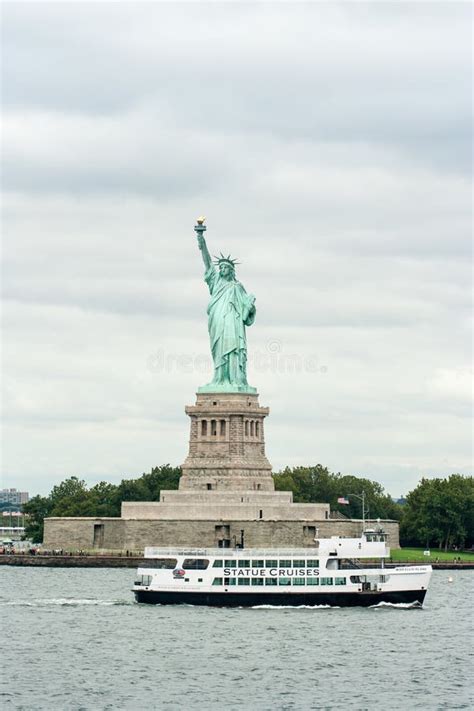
[
  {"left": 120, "top": 389, "right": 331, "bottom": 524},
  {"left": 179, "top": 392, "right": 273, "bottom": 492}
]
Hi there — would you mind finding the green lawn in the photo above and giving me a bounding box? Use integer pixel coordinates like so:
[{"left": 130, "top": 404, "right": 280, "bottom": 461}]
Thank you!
[{"left": 390, "top": 547, "right": 474, "bottom": 562}]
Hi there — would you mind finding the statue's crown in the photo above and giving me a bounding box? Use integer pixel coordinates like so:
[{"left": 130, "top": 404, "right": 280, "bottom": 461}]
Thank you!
[{"left": 213, "top": 252, "right": 240, "bottom": 268}]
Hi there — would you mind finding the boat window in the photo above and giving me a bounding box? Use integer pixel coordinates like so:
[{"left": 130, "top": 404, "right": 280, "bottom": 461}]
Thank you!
[
  {"left": 224, "top": 560, "right": 236, "bottom": 568},
  {"left": 335, "top": 577, "right": 346, "bottom": 585},
  {"left": 265, "top": 578, "right": 278, "bottom": 586},
  {"left": 279, "top": 560, "right": 291, "bottom": 568},
  {"left": 379, "top": 575, "right": 390, "bottom": 583},
  {"left": 293, "top": 560, "right": 306, "bottom": 568},
  {"left": 212, "top": 559, "right": 223, "bottom": 568},
  {"left": 239, "top": 560, "right": 251, "bottom": 568},
  {"left": 145, "top": 558, "right": 177, "bottom": 569},
  {"left": 135, "top": 575, "right": 152, "bottom": 586},
  {"left": 212, "top": 578, "right": 223, "bottom": 586},
  {"left": 251, "top": 578, "right": 264, "bottom": 586},
  {"left": 365, "top": 532, "right": 386, "bottom": 542},
  {"left": 224, "top": 578, "right": 236, "bottom": 586},
  {"left": 350, "top": 576, "right": 363, "bottom": 584},
  {"left": 338, "top": 559, "right": 361, "bottom": 570},
  {"left": 182, "top": 558, "right": 209, "bottom": 570},
  {"left": 265, "top": 560, "right": 278, "bottom": 568},
  {"left": 238, "top": 578, "right": 250, "bottom": 586},
  {"left": 306, "top": 559, "right": 319, "bottom": 567},
  {"left": 293, "top": 577, "right": 305, "bottom": 586},
  {"left": 320, "top": 577, "right": 333, "bottom": 586},
  {"left": 278, "top": 578, "right": 291, "bottom": 586},
  {"left": 307, "top": 578, "right": 319, "bottom": 586},
  {"left": 252, "top": 560, "right": 264, "bottom": 568}
]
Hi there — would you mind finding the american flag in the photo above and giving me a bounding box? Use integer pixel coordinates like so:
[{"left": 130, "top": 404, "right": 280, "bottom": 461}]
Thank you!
[{"left": 337, "top": 497, "right": 350, "bottom": 505}]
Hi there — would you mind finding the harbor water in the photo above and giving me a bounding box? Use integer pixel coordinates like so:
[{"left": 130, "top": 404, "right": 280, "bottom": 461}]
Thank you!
[{"left": 1, "top": 567, "right": 472, "bottom": 710}]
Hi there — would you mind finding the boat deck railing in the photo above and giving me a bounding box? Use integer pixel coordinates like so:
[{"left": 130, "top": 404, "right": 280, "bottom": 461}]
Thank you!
[
  {"left": 144, "top": 547, "right": 322, "bottom": 558},
  {"left": 143, "top": 546, "right": 389, "bottom": 559}
]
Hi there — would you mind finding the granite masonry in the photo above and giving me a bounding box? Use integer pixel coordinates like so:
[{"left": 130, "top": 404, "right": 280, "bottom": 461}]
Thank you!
[{"left": 44, "top": 391, "right": 400, "bottom": 550}]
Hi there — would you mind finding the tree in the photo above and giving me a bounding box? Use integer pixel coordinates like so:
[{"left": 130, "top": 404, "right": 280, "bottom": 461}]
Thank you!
[
  {"left": 88, "top": 482, "right": 120, "bottom": 517},
  {"left": 273, "top": 465, "right": 402, "bottom": 521},
  {"left": 23, "top": 495, "right": 53, "bottom": 543},
  {"left": 111, "top": 465, "right": 181, "bottom": 513},
  {"left": 49, "top": 477, "right": 92, "bottom": 517},
  {"left": 400, "top": 475, "right": 474, "bottom": 549}
]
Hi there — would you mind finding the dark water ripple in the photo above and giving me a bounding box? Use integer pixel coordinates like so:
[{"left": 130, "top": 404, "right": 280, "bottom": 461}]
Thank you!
[{"left": 0, "top": 567, "right": 472, "bottom": 710}]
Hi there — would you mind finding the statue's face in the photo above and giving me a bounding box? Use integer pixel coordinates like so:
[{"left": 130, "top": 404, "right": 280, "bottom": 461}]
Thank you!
[{"left": 219, "top": 262, "right": 234, "bottom": 280}]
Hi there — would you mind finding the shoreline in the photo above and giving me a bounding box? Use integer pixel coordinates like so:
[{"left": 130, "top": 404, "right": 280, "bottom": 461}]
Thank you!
[{"left": 1, "top": 555, "right": 473, "bottom": 570}]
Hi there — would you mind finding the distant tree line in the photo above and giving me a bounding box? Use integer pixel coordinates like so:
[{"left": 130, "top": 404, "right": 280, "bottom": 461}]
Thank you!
[
  {"left": 400, "top": 474, "right": 473, "bottom": 551},
  {"left": 23, "top": 465, "right": 181, "bottom": 542},
  {"left": 273, "top": 465, "right": 401, "bottom": 520},
  {"left": 23, "top": 465, "right": 473, "bottom": 549}
]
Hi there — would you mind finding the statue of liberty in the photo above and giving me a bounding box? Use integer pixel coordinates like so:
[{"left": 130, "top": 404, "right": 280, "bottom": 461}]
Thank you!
[{"left": 194, "top": 218, "right": 256, "bottom": 393}]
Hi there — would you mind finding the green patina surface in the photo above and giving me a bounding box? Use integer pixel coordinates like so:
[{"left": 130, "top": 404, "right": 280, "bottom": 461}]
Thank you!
[{"left": 195, "top": 219, "right": 257, "bottom": 393}]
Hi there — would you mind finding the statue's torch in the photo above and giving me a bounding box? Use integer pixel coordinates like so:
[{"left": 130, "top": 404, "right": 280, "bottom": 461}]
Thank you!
[{"left": 194, "top": 216, "right": 206, "bottom": 242}]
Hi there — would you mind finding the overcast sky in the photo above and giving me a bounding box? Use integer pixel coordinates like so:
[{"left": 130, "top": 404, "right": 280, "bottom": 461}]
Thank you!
[{"left": 2, "top": 2, "right": 472, "bottom": 498}]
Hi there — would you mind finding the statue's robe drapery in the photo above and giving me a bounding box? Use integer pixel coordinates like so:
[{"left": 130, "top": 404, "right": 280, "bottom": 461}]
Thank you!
[{"left": 204, "top": 266, "right": 256, "bottom": 386}]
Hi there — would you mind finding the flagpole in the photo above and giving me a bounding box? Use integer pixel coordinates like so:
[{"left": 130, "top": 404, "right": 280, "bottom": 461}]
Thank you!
[{"left": 346, "top": 491, "right": 366, "bottom": 533}]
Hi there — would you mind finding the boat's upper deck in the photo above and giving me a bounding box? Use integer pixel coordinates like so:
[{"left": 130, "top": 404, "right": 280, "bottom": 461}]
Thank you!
[{"left": 145, "top": 532, "right": 389, "bottom": 560}]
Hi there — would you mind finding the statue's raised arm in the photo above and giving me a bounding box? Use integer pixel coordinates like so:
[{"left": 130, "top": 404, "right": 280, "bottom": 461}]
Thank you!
[
  {"left": 193, "top": 217, "right": 256, "bottom": 394},
  {"left": 197, "top": 232, "right": 212, "bottom": 272}
]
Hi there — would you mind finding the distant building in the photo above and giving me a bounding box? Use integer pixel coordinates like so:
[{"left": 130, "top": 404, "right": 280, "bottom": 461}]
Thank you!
[{"left": 0, "top": 489, "right": 29, "bottom": 506}]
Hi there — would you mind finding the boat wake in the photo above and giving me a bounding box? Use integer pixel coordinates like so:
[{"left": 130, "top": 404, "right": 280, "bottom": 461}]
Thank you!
[
  {"left": 250, "top": 604, "right": 339, "bottom": 610},
  {"left": 1, "top": 598, "right": 132, "bottom": 607},
  {"left": 369, "top": 601, "right": 423, "bottom": 609}
]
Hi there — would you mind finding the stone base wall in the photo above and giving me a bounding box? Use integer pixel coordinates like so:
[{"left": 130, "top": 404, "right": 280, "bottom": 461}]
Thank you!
[
  {"left": 120, "top": 501, "right": 330, "bottom": 520},
  {"left": 44, "top": 517, "right": 400, "bottom": 551},
  {"left": 160, "top": 490, "right": 294, "bottom": 504}
]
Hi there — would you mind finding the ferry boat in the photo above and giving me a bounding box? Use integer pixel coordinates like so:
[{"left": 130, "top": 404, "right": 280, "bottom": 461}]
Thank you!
[{"left": 132, "top": 529, "right": 432, "bottom": 607}]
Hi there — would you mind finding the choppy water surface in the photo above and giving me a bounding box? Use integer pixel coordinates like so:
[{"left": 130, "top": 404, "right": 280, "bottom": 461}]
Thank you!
[{"left": 1, "top": 567, "right": 472, "bottom": 710}]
